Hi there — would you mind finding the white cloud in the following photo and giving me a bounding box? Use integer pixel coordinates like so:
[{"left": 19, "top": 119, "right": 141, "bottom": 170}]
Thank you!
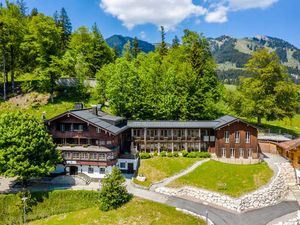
[
  {"left": 100, "top": 0, "right": 278, "bottom": 27},
  {"left": 205, "top": 6, "right": 228, "bottom": 23},
  {"left": 100, "top": 0, "right": 207, "bottom": 30}
]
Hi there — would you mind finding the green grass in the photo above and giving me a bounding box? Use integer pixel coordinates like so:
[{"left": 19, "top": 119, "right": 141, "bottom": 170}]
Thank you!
[
  {"left": 254, "top": 114, "right": 300, "bottom": 136},
  {"left": 168, "top": 160, "right": 273, "bottom": 197},
  {"left": 0, "top": 190, "right": 99, "bottom": 225},
  {"left": 133, "top": 157, "right": 200, "bottom": 187},
  {"left": 28, "top": 198, "right": 204, "bottom": 225}
]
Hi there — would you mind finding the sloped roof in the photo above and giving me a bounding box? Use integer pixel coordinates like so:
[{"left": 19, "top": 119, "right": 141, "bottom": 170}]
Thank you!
[
  {"left": 213, "top": 115, "right": 239, "bottom": 129},
  {"left": 46, "top": 109, "right": 128, "bottom": 135},
  {"left": 276, "top": 137, "right": 300, "bottom": 151}
]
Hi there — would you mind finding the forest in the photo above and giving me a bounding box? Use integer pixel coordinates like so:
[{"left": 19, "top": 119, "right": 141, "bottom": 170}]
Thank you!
[{"left": 0, "top": 1, "right": 299, "bottom": 126}]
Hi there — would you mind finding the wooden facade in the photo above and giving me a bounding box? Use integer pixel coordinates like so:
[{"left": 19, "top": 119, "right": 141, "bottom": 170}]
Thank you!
[{"left": 276, "top": 138, "right": 300, "bottom": 169}]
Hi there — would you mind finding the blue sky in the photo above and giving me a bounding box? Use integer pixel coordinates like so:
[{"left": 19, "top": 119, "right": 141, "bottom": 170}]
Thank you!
[{"left": 3, "top": 0, "right": 300, "bottom": 47}]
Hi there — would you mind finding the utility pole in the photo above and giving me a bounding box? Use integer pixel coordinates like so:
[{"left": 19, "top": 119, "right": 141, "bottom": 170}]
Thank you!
[{"left": 22, "top": 197, "right": 28, "bottom": 225}]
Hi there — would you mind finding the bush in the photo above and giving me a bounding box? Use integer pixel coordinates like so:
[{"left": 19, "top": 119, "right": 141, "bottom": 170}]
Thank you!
[
  {"left": 160, "top": 151, "right": 167, "bottom": 157},
  {"left": 187, "top": 152, "right": 196, "bottom": 158},
  {"left": 99, "top": 167, "right": 132, "bottom": 211},
  {"left": 195, "top": 152, "right": 211, "bottom": 158},
  {"left": 167, "top": 152, "right": 173, "bottom": 157},
  {"left": 181, "top": 150, "right": 188, "bottom": 157},
  {"left": 153, "top": 151, "right": 158, "bottom": 157},
  {"left": 173, "top": 151, "right": 179, "bottom": 157},
  {"left": 139, "top": 152, "right": 151, "bottom": 159}
]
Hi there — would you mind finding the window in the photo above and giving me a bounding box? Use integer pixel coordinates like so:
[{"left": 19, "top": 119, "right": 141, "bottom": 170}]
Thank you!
[
  {"left": 230, "top": 148, "right": 235, "bottom": 158},
  {"left": 90, "top": 153, "right": 98, "bottom": 160},
  {"left": 248, "top": 148, "right": 252, "bottom": 158},
  {"left": 99, "top": 167, "right": 106, "bottom": 174},
  {"left": 88, "top": 167, "right": 94, "bottom": 174},
  {"left": 297, "top": 157, "right": 300, "bottom": 165},
  {"left": 222, "top": 148, "right": 226, "bottom": 158},
  {"left": 224, "top": 131, "right": 229, "bottom": 143},
  {"left": 120, "top": 162, "right": 126, "bottom": 169},
  {"left": 235, "top": 131, "right": 240, "bottom": 143},
  {"left": 73, "top": 152, "right": 80, "bottom": 159},
  {"left": 246, "top": 131, "right": 250, "bottom": 143},
  {"left": 60, "top": 124, "right": 65, "bottom": 132},
  {"left": 239, "top": 148, "right": 244, "bottom": 158},
  {"left": 81, "top": 152, "right": 89, "bottom": 160},
  {"left": 99, "top": 153, "right": 106, "bottom": 159},
  {"left": 96, "top": 128, "right": 101, "bottom": 133},
  {"left": 63, "top": 152, "right": 71, "bottom": 159},
  {"left": 107, "top": 141, "right": 112, "bottom": 145}
]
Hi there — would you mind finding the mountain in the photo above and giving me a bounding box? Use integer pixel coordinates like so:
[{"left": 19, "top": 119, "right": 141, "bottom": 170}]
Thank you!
[
  {"left": 208, "top": 35, "right": 300, "bottom": 83},
  {"left": 106, "top": 35, "right": 155, "bottom": 55},
  {"left": 105, "top": 34, "right": 300, "bottom": 84}
]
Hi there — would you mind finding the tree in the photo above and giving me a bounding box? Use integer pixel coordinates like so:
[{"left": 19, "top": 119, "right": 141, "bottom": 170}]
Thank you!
[
  {"left": 58, "top": 8, "right": 72, "bottom": 50},
  {"left": 236, "top": 48, "right": 299, "bottom": 124},
  {"left": 122, "top": 40, "right": 132, "bottom": 61},
  {"left": 99, "top": 167, "right": 132, "bottom": 211},
  {"left": 158, "top": 26, "right": 168, "bottom": 57},
  {"left": 0, "top": 112, "right": 61, "bottom": 184},
  {"left": 172, "top": 35, "right": 180, "bottom": 48},
  {"left": 132, "top": 37, "right": 140, "bottom": 58}
]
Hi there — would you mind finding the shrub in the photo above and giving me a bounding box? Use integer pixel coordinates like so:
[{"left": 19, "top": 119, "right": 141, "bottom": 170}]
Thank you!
[
  {"left": 99, "top": 167, "right": 132, "bottom": 211},
  {"left": 181, "top": 150, "right": 188, "bottom": 157},
  {"left": 195, "top": 152, "right": 211, "bottom": 158},
  {"left": 173, "top": 151, "right": 179, "bottom": 157},
  {"left": 187, "top": 152, "right": 196, "bottom": 158},
  {"left": 160, "top": 151, "right": 167, "bottom": 157},
  {"left": 167, "top": 152, "right": 173, "bottom": 157},
  {"left": 139, "top": 152, "right": 151, "bottom": 159},
  {"left": 153, "top": 151, "right": 158, "bottom": 157}
]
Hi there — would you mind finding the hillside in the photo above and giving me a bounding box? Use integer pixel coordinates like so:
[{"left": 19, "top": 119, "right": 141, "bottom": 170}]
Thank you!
[
  {"left": 106, "top": 35, "right": 155, "bottom": 55},
  {"left": 105, "top": 34, "right": 300, "bottom": 84},
  {"left": 208, "top": 35, "right": 300, "bottom": 83}
]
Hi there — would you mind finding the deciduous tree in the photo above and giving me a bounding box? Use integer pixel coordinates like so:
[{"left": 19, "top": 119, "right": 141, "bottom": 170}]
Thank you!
[{"left": 0, "top": 112, "right": 61, "bottom": 183}]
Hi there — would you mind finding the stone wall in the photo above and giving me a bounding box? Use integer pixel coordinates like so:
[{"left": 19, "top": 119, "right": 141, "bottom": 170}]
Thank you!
[{"left": 156, "top": 162, "right": 296, "bottom": 212}]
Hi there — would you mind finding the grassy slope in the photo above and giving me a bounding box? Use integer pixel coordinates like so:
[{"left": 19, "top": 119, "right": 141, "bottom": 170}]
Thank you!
[
  {"left": 133, "top": 157, "right": 200, "bottom": 187},
  {"left": 168, "top": 160, "right": 273, "bottom": 197},
  {"left": 29, "top": 198, "right": 204, "bottom": 225},
  {"left": 0, "top": 190, "right": 99, "bottom": 225}
]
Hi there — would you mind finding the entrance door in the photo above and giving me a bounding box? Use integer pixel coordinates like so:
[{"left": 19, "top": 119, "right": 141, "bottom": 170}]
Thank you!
[
  {"left": 70, "top": 166, "right": 78, "bottom": 175},
  {"left": 128, "top": 163, "right": 134, "bottom": 173}
]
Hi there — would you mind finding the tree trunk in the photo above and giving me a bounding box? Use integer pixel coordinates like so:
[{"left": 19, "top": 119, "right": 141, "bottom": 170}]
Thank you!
[
  {"left": 10, "top": 46, "right": 15, "bottom": 93},
  {"left": 2, "top": 50, "right": 7, "bottom": 100},
  {"left": 257, "top": 116, "right": 261, "bottom": 125}
]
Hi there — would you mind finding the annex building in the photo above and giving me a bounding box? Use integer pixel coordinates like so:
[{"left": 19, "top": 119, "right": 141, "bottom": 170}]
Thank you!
[{"left": 46, "top": 105, "right": 260, "bottom": 178}]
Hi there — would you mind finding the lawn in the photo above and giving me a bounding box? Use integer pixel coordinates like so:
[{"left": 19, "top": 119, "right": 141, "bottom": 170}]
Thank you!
[
  {"left": 168, "top": 160, "right": 273, "bottom": 197},
  {"left": 29, "top": 198, "right": 204, "bottom": 225},
  {"left": 133, "top": 157, "right": 200, "bottom": 187}
]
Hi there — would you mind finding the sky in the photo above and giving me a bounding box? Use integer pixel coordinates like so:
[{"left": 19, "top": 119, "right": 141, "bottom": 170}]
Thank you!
[{"left": 3, "top": 0, "right": 300, "bottom": 47}]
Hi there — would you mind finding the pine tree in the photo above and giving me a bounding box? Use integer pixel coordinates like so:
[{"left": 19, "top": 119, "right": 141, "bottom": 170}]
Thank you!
[
  {"left": 123, "top": 40, "right": 132, "bottom": 61},
  {"left": 172, "top": 35, "right": 180, "bottom": 48},
  {"left": 59, "top": 7, "right": 72, "bottom": 50},
  {"left": 159, "top": 26, "right": 168, "bottom": 57},
  {"left": 16, "top": 0, "right": 27, "bottom": 16},
  {"left": 99, "top": 167, "right": 132, "bottom": 211},
  {"left": 30, "top": 8, "right": 38, "bottom": 17},
  {"left": 132, "top": 37, "right": 140, "bottom": 58}
]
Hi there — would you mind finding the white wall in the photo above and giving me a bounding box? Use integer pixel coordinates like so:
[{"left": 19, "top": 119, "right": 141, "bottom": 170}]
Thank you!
[
  {"left": 79, "top": 165, "right": 112, "bottom": 179},
  {"left": 117, "top": 158, "right": 139, "bottom": 171}
]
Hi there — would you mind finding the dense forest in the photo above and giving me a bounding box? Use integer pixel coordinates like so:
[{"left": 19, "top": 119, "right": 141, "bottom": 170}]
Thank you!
[{"left": 0, "top": 1, "right": 299, "bottom": 125}]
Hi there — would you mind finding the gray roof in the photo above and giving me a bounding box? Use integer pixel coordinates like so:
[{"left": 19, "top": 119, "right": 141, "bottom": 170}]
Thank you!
[
  {"left": 213, "top": 115, "right": 238, "bottom": 129},
  {"left": 128, "top": 115, "right": 245, "bottom": 129},
  {"left": 128, "top": 120, "right": 219, "bottom": 129},
  {"left": 71, "top": 110, "right": 128, "bottom": 135}
]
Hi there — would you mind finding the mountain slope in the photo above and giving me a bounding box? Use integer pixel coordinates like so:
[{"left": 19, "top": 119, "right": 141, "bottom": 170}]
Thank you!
[
  {"left": 106, "top": 35, "right": 155, "bottom": 54},
  {"left": 208, "top": 35, "right": 300, "bottom": 83}
]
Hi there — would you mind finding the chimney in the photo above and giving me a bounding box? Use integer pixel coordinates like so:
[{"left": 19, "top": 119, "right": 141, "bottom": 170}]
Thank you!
[{"left": 92, "top": 106, "right": 98, "bottom": 116}]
